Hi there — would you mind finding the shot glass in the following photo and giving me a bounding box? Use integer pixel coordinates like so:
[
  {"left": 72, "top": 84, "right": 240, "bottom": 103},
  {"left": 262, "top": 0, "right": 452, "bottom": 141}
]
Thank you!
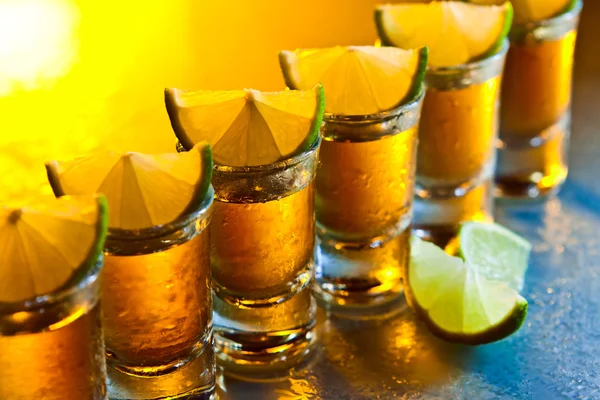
[
  {"left": 313, "top": 91, "right": 423, "bottom": 316},
  {"left": 413, "top": 41, "right": 509, "bottom": 244},
  {"left": 210, "top": 139, "right": 320, "bottom": 370},
  {"left": 496, "top": 0, "right": 582, "bottom": 199},
  {"left": 103, "top": 189, "right": 215, "bottom": 400},
  {"left": 0, "top": 256, "right": 106, "bottom": 400}
]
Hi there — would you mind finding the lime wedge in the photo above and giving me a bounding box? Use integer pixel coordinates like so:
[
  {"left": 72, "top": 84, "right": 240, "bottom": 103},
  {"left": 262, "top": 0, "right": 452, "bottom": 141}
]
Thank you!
[
  {"left": 407, "top": 236, "right": 528, "bottom": 345},
  {"left": 375, "top": 1, "right": 513, "bottom": 67},
  {"left": 46, "top": 143, "right": 212, "bottom": 230},
  {"left": 469, "top": 0, "right": 576, "bottom": 24},
  {"left": 458, "top": 221, "right": 531, "bottom": 292},
  {"left": 0, "top": 195, "right": 108, "bottom": 303},
  {"left": 279, "top": 45, "right": 427, "bottom": 116},
  {"left": 165, "top": 85, "right": 324, "bottom": 166}
]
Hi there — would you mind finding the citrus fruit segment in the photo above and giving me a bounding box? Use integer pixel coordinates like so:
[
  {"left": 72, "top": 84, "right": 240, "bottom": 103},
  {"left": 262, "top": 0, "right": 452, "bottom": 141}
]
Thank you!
[
  {"left": 469, "top": 0, "right": 575, "bottom": 24},
  {"left": 375, "top": 1, "right": 513, "bottom": 67},
  {"left": 407, "top": 236, "right": 528, "bottom": 345},
  {"left": 279, "top": 45, "right": 427, "bottom": 116},
  {"left": 0, "top": 195, "right": 108, "bottom": 303},
  {"left": 46, "top": 143, "right": 212, "bottom": 230},
  {"left": 165, "top": 84, "right": 324, "bottom": 166},
  {"left": 459, "top": 221, "right": 531, "bottom": 292}
]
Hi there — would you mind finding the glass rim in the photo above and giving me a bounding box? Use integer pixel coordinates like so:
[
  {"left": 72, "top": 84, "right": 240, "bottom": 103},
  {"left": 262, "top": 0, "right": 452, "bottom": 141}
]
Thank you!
[
  {"left": 323, "top": 84, "right": 426, "bottom": 123},
  {"left": 509, "top": 0, "right": 582, "bottom": 43},
  {"left": 106, "top": 185, "right": 214, "bottom": 240},
  {"left": 0, "top": 255, "right": 103, "bottom": 315},
  {"left": 213, "top": 136, "right": 321, "bottom": 175},
  {"left": 427, "top": 39, "right": 510, "bottom": 75},
  {"left": 322, "top": 87, "right": 425, "bottom": 122},
  {"left": 513, "top": 0, "right": 583, "bottom": 30}
]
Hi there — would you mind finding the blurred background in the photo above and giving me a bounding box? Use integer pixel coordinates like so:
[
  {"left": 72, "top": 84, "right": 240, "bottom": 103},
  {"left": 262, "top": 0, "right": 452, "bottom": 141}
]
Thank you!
[
  {"left": 0, "top": 0, "right": 385, "bottom": 204},
  {"left": 0, "top": 0, "right": 598, "bottom": 205}
]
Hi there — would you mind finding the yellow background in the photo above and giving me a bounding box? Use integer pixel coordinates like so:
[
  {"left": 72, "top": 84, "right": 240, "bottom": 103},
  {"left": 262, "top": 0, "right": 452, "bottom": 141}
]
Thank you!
[{"left": 0, "top": 0, "right": 383, "bottom": 204}]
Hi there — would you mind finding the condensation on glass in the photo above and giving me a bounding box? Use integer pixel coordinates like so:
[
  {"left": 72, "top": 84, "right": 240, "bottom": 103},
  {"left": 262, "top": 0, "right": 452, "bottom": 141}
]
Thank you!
[
  {"left": 211, "top": 139, "right": 320, "bottom": 372},
  {"left": 495, "top": 1, "right": 582, "bottom": 199},
  {"left": 414, "top": 42, "right": 509, "bottom": 245},
  {"left": 0, "top": 257, "right": 107, "bottom": 400},
  {"left": 103, "top": 190, "right": 215, "bottom": 400},
  {"left": 314, "top": 92, "right": 423, "bottom": 317}
]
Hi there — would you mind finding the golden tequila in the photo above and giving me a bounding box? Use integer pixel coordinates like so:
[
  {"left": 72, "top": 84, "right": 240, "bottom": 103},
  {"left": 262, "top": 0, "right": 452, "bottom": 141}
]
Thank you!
[
  {"left": 0, "top": 262, "right": 106, "bottom": 400},
  {"left": 211, "top": 140, "right": 319, "bottom": 369},
  {"left": 418, "top": 79, "right": 500, "bottom": 187},
  {"left": 211, "top": 184, "right": 314, "bottom": 298},
  {"left": 316, "top": 127, "right": 417, "bottom": 241},
  {"left": 104, "top": 231, "right": 211, "bottom": 367},
  {"left": 103, "top": 192, "right": 215, "bottom": 400},
  {"left": 496, "top": 2, "right": 582, "bottom": 199},
  {"left": 314, "top": 92, "right": 422, "bottom": 315}
]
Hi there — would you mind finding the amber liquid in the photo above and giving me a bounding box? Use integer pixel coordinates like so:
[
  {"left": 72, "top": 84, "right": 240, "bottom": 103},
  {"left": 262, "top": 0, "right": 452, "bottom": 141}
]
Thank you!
[
  {"left": 498, "top": 32, "right": 577, "bottom": 187},
  {"left": 102, "top": 230, "right": 211, "bottom": 368},
  {"left": 316, "top": 127, "right": 417, "bottom": 242},
  {"left": 0, "top": 305, "right": 106, "bottom": 400},
  {"left": 501, "top": 33, "right": 576, "bottom": 136},
  {"left": 211, "top": 184, "right": 315, "bottom": 296},
  {"left": 418, "top": 78, "right": 500, "bottom": 187}
]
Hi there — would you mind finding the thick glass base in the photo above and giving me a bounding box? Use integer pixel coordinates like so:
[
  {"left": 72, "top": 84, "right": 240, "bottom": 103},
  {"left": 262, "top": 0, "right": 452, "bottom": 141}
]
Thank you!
[
  {"left": 213, "top": 286, "right": 316, "bottom": 373},
  {"left": 496, "top": 114, "right": 570, "bottom": 201},
  {"left": 495, "top": 173, "right": 566, "bottom": 201},
  {"left": 212, "top": 259, "right": 314, "bottom": 308},
  {"left": 414, "top": 179, "right": 493, "bottom": 247},
  {"left": 107, "top": 338, "right": 215, "bottom": 400},
  {"left": 314, "top": 227, "right": 410, "bottom": 319}
]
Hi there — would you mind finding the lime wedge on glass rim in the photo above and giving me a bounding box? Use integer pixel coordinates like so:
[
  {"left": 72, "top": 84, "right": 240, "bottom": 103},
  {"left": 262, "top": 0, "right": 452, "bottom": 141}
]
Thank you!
[
  {"left": 407, "top": 236, "right": 528, "bottom": 345},
  {"left": 468, "top": 0, "right": 576, "bottom": 24},
  {"left": 165, "top": 84, "right": 325, "bottom": 167},
  {"left": 375, "top": 1, "right": 513, "bottom": 67},
  {"left": 45, "top": 142, "right": 212, "bottom": 230},
  {"left": 279, "top": 45, "right": 428, "bottom": 116},
  {"left": 0, "top": 195, "right": 108, "bottom": 303}
]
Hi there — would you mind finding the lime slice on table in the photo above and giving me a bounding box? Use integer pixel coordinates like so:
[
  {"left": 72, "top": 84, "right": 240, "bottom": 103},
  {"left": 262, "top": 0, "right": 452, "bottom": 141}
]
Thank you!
[
  {"left": 468, "top": 0, "right": 576, "bottom": 24},
  {"left": 279, "top": 46, "right": 427, "bottom": 116},
  {"left": 459, "top": 221, "right": 532, "bottom": 292},
  {"left": 46, "top": 143, "right": 212, "bottom": 230},
  {"left": 407, "top": 236, "right": 528, "bottom": 345},
  {"left": 0, "top": 195, "right": 108, "bottom": 303},
  {"left": 165, "top": 84, "right": 324, "bottom": 167},
  {"left": 375, "top": 1, "right": 513, "bottom": 67}
]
